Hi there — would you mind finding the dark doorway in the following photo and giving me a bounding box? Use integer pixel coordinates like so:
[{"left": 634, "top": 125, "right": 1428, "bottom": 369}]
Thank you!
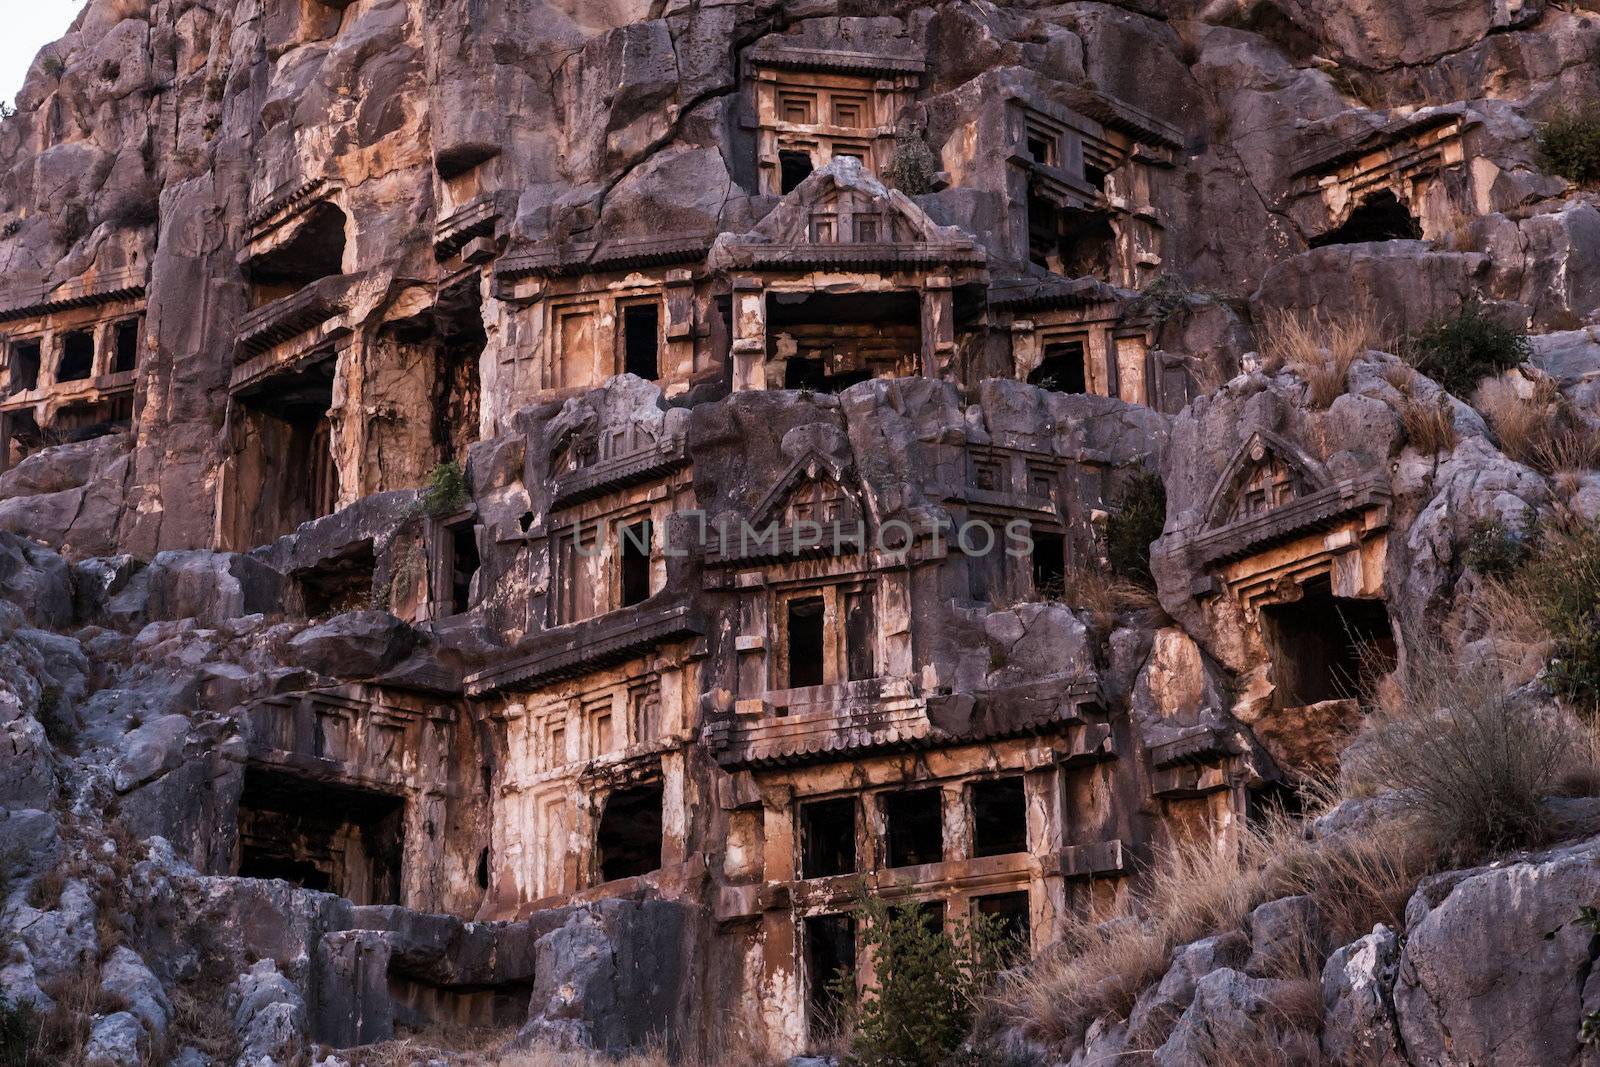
[
  {"left": 883, "top": 789, "right": 944, "bottom": 868},
  {"left": 1262, "top": 577, "right": 1397, "bottom": 705},
  {"left": 800, "top": 797, "right": 857, "bottom": 879},
  {"left": 1030, "top": 529, "right": 1066, "bottom": 598},
  {"left": 622, "top": 303, "right": 660, "bottom": 381},
  {"left": 1309, "top": 191, "right": 1421, "bottom": 248},
  {"left": 620, "top": 519, "right": 652, "bottom": 607},
  {"left": 787, "top": 596, "right": 826, "bottom": 688},
  {"left": 230, "top": 356, "right": 338, "bottom": 547},
  {"left": 781, "top": 150, "right": 815, "bottom": 195},
  {"left": 769, "top": 291, "right": 921, "bottom": 393},
  {"left": 596, "top": 783, "right": 663, "bottom": 883},
  {"left": 971, "top": 776, "right": 1028, "bottom": 858},
  {"left": 449, "top": 522, "right": 480, "bottom": 615},
  {"left": 57, "top": 330, "right": 94, "bottom": 382},
  {"left": 844, "top": 588, "right": 875, "bottom": 682},
  {"left": 1028, "top": 341, "right": 1088, "bottom": 394},
  {"left": 236, "top": 765, "right": 405, "bottom": 905},
  {"left": 804, "top": 913, "right": 856, "bottom": 1043},
  {"left": 112, "top": 319, "right": 139, "bottom": 374},
  {"left": 8, "top": 341, "right": 40, "bottom": 394},
  {"left": 1058, "top": 210, "right": 1117, "bottom": 280}
]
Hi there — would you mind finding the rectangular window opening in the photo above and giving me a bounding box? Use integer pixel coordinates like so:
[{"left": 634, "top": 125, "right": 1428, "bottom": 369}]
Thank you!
[
  {"left": 971, "top": 776, "right": 1028, "bottom": 858},
  {"left": 8, "top": 341, "right": 40, "bottom": 395},
  {"left": 1030, "top": 529, "right": 1066, "bottom": 600},
  {"left": 974, "top": 891, "right": 1031, "bottom": 957},
  {"left": 1029, "top": 342, "right": 1088, "bottom": 394},
  {"left": 883, "top": 788, "right": 943, "bottom": 868},
  {"left": 620, "top": 519, "right": 653, "bottom": 607},
  {"left": 622, "top": 303, "right": 660, "bottom": 381},
  {"left": 780, "top": 150, "right": 815, "bottom": 194},
  {"left": 57, "top": 330, "right": 94, "bottom": 382},
  {"left": 787, "top": 595, "right": 826, "bottom": 689},
  {"left": 800, "top": 797, "right": 857, "bottom": 880},
  {"left": 112, "top": 319, "right": 139, "bottom": 374},
  {"left": 449, "top": 522, "right": 480, "bottom": 615}
]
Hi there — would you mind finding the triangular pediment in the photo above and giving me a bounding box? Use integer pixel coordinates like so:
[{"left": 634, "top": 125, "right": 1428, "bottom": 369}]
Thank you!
[
  {"left": 1203, "top": 431, "right": 1327, "bottom": 529},
  {"left": 753, "top": 449, "right": 863, "bottom": 529},
  {"left": 711, "top": 158, "right": 984, "bottom": 263}
]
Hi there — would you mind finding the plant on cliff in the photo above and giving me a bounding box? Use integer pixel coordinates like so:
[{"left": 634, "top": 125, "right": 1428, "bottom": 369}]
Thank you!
[
  {"left": 1341, "top": 650, "right": 1582, "bottom": 859},
  {"left": 1106, "top": 471, "right": 1167, "bottom": 589},
  {"left": 1462, "top": 514, "right": 1535, "bottom": 579},
  {"left": 420, "top": 461, "right": 468, "bottom": 517},
  {"left": 882, "top": 135, "right": 939, "bottom": 197},
  {"left": 0, "top": 993, "right": 37, "bottom": 1067},
  {"left": 1262, "top": 306, "right": 1385, "bottom": 409},
  {"left": 1538, "top": 107, "right": 1600, "bottom": 186},
  {"left": 1520, "top": 517, "right": 1600, "bottom": 711},
  {"left": 1409, "top": 299, "right": 1530, "bottom": 398},
  {"left": 833, "top": 897, "right": 1014, "bottom": 1067}
]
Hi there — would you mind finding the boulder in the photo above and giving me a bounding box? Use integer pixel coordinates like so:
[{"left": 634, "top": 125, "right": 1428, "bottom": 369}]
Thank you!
[
  {"left": 110, "top": 713, "right": 192, "bottom": 793},
  {"left": 520, "top": 899, "right": 691, "bottom": 1055},
  {"left": 99, "top": 946, "right": 173, "bottom": 1039},
  {"left": 1321, "top": 924, "right": 1405, "bottom": 1067},
  {"left": 1393, "top": 838, "right": 1600, "bottom": 1066},
  {"left": 83, "top": 1010, "right": 145, "bottom": 1067},
  {"left": 230, "top": 959, "right": 307, "bottom": 1067},
  {"left": 284, "top": 611, "right": 417, "bottom": 679}
]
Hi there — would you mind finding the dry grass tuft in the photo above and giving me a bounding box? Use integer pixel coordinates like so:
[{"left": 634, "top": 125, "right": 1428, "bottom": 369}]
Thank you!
[
  {"left": 1340, "top": 646, "right": 1583, "bottom": 862},
  {"left": 999, "top": 780, "right": 1446, "bottom": 1054},
  {"left": 1400, "top": 392, "right": 1459, "bottom": 455},
  {"left": 1261, "top": 306, "right": 1389, "bottom": 409},
  {"left": 1475, "top": 378, "right": 1600, "bottom": 475}
]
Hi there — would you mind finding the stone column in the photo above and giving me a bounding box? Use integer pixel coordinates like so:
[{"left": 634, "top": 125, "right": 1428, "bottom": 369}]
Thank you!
[
  {"left": 664, "top": 269, "right": 696, "bottom": 395},
  {"left": 1025, "top": 765, "right": 1066, "bottom": 951},
  {"left": 920, "top": 277, "right": 956, "bottom": 380},
  {"left": 731, "top": 276, "right": 767, "bottom": 392}
]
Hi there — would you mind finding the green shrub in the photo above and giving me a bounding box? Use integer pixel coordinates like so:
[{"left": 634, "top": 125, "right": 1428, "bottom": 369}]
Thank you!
[
  {"left": 1538, "top": 107, "right": 1600, "bottom": 186},
  {"left": 1462, "top": 514, "right": 1534, "bottom": 579},
  {"left": 420, "top": 461, "right": 468, "bottom": 518},
  {"left": 1410, "top": 299, "right": 1530, "bottom": 398},
  {"left": 1106, "top": 470, "right": 1167, "bottom": 589},
  {"left": 882, "top": 136, "right": 939, "bottom": 197},
  {"left": 1518, "top": 517, "right": 1600, "bottom": 710},
  {"left": 833, "top": 896, "right": 1015, "bottom": 1067}
]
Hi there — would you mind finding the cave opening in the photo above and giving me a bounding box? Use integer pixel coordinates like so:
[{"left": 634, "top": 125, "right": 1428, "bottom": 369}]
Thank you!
[
  {"left": 236, "top": 765, "right": 405, "bottom": 905},
  {"left": 800, "top": 796, "right": 857, "bottom": 879},
  {"left": 1308, "top": 191, "right": 1421, "bottom": 248},
  {"left": 770, "top": 291, "right": 920, "bottom": 394}
]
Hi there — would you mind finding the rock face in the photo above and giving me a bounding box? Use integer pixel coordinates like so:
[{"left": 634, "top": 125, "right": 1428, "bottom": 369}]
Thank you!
[{"left": 0, "top": 0, "right": 1598, "bottom": 1063}]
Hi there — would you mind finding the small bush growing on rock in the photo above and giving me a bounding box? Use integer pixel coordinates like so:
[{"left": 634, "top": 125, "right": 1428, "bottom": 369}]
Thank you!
[
  {"left": 1519, "top": 516, "right": 1600, "bottom": 711},
  {"left": 1463, "top": 515, "right": 1534, "bottom": 579},
  {"left": 1409, "top": 299, "right": 1530, "bottom": 398},
  {"left": 835, "top": 895, "right": 1013, "bottom": 1067},
  {"left": 882, "top": 135, "right": 939, "bottom": 197},
  {"left": 1538, "top": 107, "right": 1600, "bottom": 186},
  {"left": 1106, "top": 471, "right": 1167, "bottom": 589},
  {"left": 420, "top": 460, "right": 468, "bottom": 517},
  {"left": 1399, "top": 392, "right": 1459, "bottom": 455},
  {"left": 1341, "top": 651, "right": 1578, "bottom": 860}
]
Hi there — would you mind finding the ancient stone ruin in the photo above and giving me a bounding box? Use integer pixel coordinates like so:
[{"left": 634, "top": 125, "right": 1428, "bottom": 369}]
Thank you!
[{"left": 2, "top": 1, "right": 1600, "bottom": 1065}]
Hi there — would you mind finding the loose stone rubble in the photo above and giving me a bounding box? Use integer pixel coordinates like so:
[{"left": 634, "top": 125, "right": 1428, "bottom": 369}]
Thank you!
[{"left": 0, "top": 0, "right": 1599, "bottom": 1063}]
